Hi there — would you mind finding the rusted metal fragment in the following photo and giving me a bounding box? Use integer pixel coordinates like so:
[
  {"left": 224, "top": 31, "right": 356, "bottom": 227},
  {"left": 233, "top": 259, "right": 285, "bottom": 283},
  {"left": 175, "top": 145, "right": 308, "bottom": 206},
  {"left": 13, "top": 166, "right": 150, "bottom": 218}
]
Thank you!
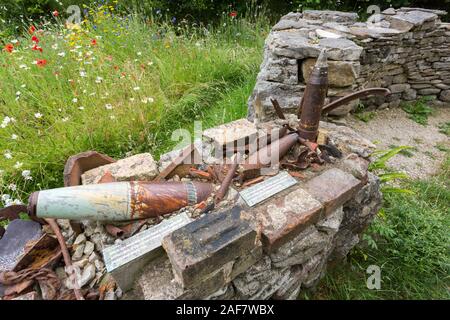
[
  {"left": 321, "top": 88, "right": 391, "bottom": 115},
  {"left": 241, "top": 187, "right": 323, "bottom": 252},
  {"left": 44, "top": 218, "right": 84, "bottom": 300},
  {"left": 304, "top": 168, "right": 363, "bottom": 216},
  {"left": 162, "top": 206, "right": 257, "bottom": 288},
  {"left": 13, "top": 233, "right": 61, "bottom": 271},
  {"left": 105, "top": 224, "right": 124, "bottom": 238},
  {"left": 98, "top": 171, "right": 117, "bottom": 183},
  {"left": 12, "top": 291, "right": 40, "bottom": 300},
  {"left": 214, "top": 153, "right": 241, "bottom": 204},
  {"left": 242, "top": 176, "right": 265, "bottom": 187},
  {"left": 298, "top": 49, "right": 328, "bottom": 142},
  {"left": 155, "top": 144, "right": 197, "bottom": 181},
  {"left": 0, "top": 219, "right": 42, "bottom": 272},
  {"left": 270, "top": 97, "right": 286, "bottom": 120},
  {"left": 243, "top": 132, "right": 299, "bottom": 173},
  {"left": 0, "top": 268, "right": 61, "bottom": 300},
  {"left": 63, "top": 151, "right": 115, "bottom": 187}
]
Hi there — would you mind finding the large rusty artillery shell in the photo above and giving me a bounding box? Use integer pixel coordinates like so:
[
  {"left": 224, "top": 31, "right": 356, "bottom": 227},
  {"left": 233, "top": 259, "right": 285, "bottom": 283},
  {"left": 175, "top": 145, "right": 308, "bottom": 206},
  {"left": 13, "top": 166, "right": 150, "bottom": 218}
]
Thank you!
[
  {"left": 27, "top": 181, "right": 212, "bottom": 222},
  {"left": 298, "top": 49, "right": 328, "bottom": 142}
]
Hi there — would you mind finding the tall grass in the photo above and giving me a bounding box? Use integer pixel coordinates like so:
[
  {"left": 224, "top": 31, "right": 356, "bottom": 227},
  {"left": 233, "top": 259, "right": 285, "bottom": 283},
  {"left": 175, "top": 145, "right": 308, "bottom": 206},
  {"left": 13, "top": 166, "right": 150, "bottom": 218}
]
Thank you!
[
  {"left": 309, "top": 154, "right": 450, "bottom": 300},
  {"left": 0, "top": 5, "right": 269, "bottom": 203}
]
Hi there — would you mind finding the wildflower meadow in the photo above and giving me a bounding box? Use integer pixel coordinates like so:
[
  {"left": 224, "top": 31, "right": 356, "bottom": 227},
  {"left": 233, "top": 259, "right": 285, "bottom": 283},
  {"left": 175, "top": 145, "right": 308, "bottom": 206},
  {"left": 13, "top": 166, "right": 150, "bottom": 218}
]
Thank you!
[{"left": 0, "top": 3, "right": 269, "bottom": 204}]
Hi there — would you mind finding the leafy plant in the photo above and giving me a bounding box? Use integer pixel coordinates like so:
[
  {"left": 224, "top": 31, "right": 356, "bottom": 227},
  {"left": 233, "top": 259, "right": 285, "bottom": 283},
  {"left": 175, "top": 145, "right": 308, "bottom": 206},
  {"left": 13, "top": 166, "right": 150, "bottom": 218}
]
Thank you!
[
  {"left": 438, "top": 122, "right": 450, "bottom": 136},
  {"left": 401, "top": 97, "right": 434, "bottom": 125},
  {"left": 369, "top": 146, "right": 414, "bottom": 171},
  {"left": 355, "top": 111, "right": 376, "bottom": 123}
]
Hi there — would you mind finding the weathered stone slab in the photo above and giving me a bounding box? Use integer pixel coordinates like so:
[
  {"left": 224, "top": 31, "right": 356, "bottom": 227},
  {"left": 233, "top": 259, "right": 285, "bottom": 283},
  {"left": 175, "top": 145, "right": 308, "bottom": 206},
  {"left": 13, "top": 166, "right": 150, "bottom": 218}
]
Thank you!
[
  {"left": 269, "top": 226, "right": 331, "bottom": 268},
  {"left": 239, "top": 171, "right": 297, "bottom": 207},
  {"left": 302, "top": 59, "right": 359, "bottom": 87},
  {"left": 102, "top": 212, "right": 192, "bottom": 291},
  {"left": 135, "top": 255, "right": 235, "bottom": 300},
  {"left": 269, "top": 31, "right": 362, "bottom": 61},
  {"left": 233, "top": 256, "right": 291, "bottom": 299},
  {"left": 162, "top": 206, "right": 257, "bottom": 288},
  {"left": 304, "top": 168, "right": 363, "bottom": 215},
  {"left": 387, "top": 10, "right": 437, "bottom": 32},
  {"left": 303, "top": 10, "right": 358, "bottom": 24},
  {"left": 202, "top": 118, "right": 265, "bottom": 156},
  {"left": 258, "top": 56, "right": 298, "bottom": 85},
  {"left": 242, "top": 187, "right": 323, "bottom": 252},
  {"left": 82, "top": 153, "right": 158, "bottom": 184},
  {"left": 0, "top": 219, "right": 42, "bottom": 272}
]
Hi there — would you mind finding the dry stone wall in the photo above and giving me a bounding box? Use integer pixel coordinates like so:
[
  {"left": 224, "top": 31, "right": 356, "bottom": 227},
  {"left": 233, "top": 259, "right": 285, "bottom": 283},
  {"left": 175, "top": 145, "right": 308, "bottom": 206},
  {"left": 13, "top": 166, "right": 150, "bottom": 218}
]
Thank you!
[
  {"left": 248, "top": 8, "right": 450, "bottom": 120},
  {"left": 121, "top": 119, "right": 382, "bottom": 300}
]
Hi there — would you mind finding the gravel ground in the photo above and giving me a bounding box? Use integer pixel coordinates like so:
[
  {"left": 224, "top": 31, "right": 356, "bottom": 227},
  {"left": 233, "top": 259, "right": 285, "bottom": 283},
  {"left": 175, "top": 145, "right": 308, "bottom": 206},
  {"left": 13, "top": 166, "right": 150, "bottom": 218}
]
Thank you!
[{"left": 341, "top": 106, "right": 450, "bottom": 180}]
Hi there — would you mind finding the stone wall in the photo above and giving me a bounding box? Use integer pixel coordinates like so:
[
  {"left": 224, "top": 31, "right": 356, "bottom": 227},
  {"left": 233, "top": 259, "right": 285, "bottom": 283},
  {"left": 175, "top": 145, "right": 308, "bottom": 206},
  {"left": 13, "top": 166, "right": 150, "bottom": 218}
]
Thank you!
[
  {"left": 248, "top": 8, "right": 450, "bottom": 120},
  {"left": 120, "top": 119, "right": 382, "bottom": 300}
]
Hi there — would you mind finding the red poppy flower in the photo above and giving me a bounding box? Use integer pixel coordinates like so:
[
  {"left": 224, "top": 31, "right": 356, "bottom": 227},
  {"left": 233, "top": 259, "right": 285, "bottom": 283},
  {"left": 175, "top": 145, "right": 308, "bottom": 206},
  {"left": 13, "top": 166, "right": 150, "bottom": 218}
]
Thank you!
[
  {"left": 90, "top": 39, "right": 97, "bottom": 46},
  {"left": 31, "top": 35, "right": 39, "bottom": 43},
  {"left": 4, "top": 43, "right": 14, "bottom": 53},
  {"left": 229, "top": 11, "right": 237, "bottom": 17},
  {"left": 52, "top": 10, "right": 59, "bottom": 17},
  {"left": 36, "top": 59, "right": 47, "bottom": 67},
  {"left": 29, "top": 25, "right": 36, "bottom": 34},
  {"left": 32, "top": 44, "right": 43, "bottom": 52}
]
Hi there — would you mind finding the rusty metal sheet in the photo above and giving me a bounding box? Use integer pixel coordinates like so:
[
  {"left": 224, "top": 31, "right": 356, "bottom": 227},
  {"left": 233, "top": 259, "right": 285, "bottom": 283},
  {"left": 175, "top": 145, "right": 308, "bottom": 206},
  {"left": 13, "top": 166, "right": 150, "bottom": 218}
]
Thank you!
[
  {"left": 13, "top": 233, "right": 61, "bottom": 272},
  {"left": 154, "top": 144, "right": 197, "bottom": 181},
  {"left": 63, "top": 151, "right": 115, "bottom": 187},
  {"left": 0, "top": 219, "right": 42, "bottom": 272}
]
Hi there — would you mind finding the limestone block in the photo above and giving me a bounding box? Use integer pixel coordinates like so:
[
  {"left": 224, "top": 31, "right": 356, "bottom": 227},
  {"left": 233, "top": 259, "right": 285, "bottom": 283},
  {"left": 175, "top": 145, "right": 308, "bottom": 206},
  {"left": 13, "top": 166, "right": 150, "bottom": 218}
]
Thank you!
[
  {"left": 389, "top": 83, "right": 411, "bottom": 93},
  {"left": 135, "top": 255, "right": 232, "bottom": 300},
  {"left": 232, "top": 256, "right": 291, "bottom": 299},
  {"left": 242, "top": 186, "right": 323, "bottom": 252},
  {"left": 202, "top": 118, "right": 261, "bottom": 154},
  {"left": 319, "top": 121, "right": 376, "bottom": 158},
  {"left": 304, "top": 168, "right": 363, "bottom": 216},
  {"left": 269, "top": 31, "right": 362, "bottom": 61},
  {"left": 439, "top": 90, "right": 450, "bottom": 102},
  {"left": 303, "top": 10, "right": 358, "bottom": 24},
  {"left": 258, "top": 56, "right": 298, "bottom": 85},
  {"left": 81, "top": 153, "right": 158, "bottom": 184},
  {"left": 339, "top": 153, "right": 369, "bottom": 181},
  {"left": 387, "top": 10, "right": 437, "bottom": 32},
  {"left": 269, "top": 226, "right": 331, "bottom": 268},
  {"left": 302, "top": 59, "right": 360, "bottom": 87},
  {"left": 316, "top": 207, "right": 345, "bottom": 234},
  {"left": 403, "top": 88, "right": 417, "bottom": 100}
]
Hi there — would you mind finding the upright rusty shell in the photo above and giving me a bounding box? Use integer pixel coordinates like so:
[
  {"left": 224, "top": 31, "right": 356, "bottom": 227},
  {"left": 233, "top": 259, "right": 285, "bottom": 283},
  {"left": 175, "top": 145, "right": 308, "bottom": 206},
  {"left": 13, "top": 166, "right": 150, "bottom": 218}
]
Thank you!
[{"left": 298, "top": 49, "right": 328, "bottom": 142}]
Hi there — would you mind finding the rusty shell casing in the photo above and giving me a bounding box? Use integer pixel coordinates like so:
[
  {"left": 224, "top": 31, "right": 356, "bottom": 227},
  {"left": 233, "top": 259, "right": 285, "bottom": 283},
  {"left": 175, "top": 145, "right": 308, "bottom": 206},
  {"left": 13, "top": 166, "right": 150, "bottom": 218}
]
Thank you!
[
  {"left": 298, "top": 49, "right": 328, "bottom": 142},
  {"left": 28, "top": 181, "right": 212, "bottom": 222},
  {"left": 245, "top": 133, "right": 299, "bottom": 167}
]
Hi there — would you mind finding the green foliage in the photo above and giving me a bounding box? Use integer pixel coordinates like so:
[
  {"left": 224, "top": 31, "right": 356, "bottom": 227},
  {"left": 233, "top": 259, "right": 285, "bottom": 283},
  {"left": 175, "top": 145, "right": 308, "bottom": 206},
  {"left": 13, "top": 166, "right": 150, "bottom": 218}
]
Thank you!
[
  {"left": 401, "top": 97, "right": 434, "bottom": 125},
  {"left": 311, "top": 154, "right": 450, "bottom": 299},
  {"left": 369, "top": 146, "right": 413, "bottom": 171},
  {"left": 438, "top": 122, "right": 450, "bottom": 136},
  {"left": 0, "top": 7, "right": 268, "bottom": 203},
  {"left": 355, "top": 111, "right": 376, "bottom": 123}
]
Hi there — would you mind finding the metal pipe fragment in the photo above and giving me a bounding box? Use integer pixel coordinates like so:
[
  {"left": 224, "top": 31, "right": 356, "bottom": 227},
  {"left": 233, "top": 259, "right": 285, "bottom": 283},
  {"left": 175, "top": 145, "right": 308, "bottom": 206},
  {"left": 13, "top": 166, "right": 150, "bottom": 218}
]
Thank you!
[
  {"left": 298, "top": 49, "right": 328, "bottom": 142},
  {"left": 214, "top": 153, "right": 241, "bottom": 204},
  {"left": 45, "top": 218, "right": 84, "bottom": 300},
  {"left": 321, "top": 88, "right": 391, "bottom": 114},
  {"left": 28, "top": 181, "right": 212, "bottom": 221}
]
